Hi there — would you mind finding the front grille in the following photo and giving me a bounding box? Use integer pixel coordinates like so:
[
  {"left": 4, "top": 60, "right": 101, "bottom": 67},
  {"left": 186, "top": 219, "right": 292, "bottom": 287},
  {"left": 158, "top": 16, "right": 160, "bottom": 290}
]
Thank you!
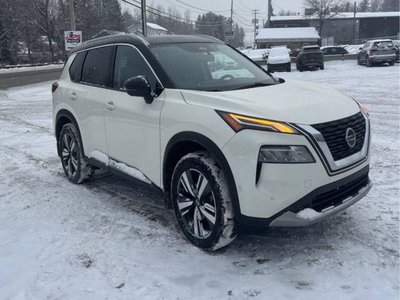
[
  {"left": 312, "top": 173, "right": 369, "bottom": 212},
  {"left": 312, "top": 112, "right": 366, "bottom": 161}
]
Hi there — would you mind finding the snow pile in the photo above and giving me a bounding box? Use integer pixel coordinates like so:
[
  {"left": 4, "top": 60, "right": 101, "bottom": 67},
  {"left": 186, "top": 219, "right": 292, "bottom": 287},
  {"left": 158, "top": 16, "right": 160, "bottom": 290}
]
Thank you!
[
  {"left": 89, "top": 150, "right": 151, "bottom": 184},
  {"left": 0, "top": 64, "right": 63, "bottom": 74}
]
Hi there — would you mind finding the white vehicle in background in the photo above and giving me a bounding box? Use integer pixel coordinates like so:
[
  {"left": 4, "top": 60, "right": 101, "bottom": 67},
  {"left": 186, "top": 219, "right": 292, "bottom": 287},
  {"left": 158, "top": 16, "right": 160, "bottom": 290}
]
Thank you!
[
  {"left": 267, "top": 47, "right": 291, "bottom": 72},
  {"left": 240, "top": 49, "right": 268, "bottom": 64}
]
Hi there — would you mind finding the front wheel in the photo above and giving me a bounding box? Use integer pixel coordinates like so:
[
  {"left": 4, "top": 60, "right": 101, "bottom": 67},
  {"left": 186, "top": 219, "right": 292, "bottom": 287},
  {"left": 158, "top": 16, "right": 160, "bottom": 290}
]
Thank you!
[
  {"left": 59, "top": 123, "right": 93, "bottom": 184},
  {"left": 171, "top": 152, "right": 237, "bottom": 251}
]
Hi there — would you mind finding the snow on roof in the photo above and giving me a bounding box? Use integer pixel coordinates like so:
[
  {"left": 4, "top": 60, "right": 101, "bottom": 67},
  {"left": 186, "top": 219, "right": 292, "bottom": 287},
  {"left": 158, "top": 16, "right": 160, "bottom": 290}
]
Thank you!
[
  {"left": 256, "top": 27, "right": 320, "bottom": 41},
  {"left": 128, "top": 22, "right": 168, "bottom": 32},
  {"left": 271, "top": 11, "right": 400, "bottom": 21},
  {"left": 146, "top": 22, "right": 167, "bottom": 31}
]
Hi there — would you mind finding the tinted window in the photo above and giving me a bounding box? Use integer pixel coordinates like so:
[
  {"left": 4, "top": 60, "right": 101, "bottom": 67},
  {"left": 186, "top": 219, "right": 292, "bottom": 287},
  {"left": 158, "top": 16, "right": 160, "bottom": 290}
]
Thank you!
[
  {"left": 113, "top": 46, "right": 156, "bottom": 90},
  {"left": 69, "top": 52, "right": 86, "bottom": 82},
  {"left": 81, "top": 46, "right": 113, "bottom": 86}
]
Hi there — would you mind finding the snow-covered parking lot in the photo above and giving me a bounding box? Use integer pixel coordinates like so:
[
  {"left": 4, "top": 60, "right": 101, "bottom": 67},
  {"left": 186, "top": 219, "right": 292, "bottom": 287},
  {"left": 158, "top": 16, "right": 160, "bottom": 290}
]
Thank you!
[{"left": 0, "top": 61, "right": 399, "bottom": 299}]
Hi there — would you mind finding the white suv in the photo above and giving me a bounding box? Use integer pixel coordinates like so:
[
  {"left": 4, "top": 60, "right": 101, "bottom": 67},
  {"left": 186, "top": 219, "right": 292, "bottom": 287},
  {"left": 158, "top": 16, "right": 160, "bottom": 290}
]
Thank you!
[{"left": 52, "top": 34, "right": 372, "bottom": 251}]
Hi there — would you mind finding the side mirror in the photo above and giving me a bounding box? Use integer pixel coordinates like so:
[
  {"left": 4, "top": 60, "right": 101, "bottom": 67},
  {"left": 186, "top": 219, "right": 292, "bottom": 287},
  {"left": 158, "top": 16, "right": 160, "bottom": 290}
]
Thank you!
[
  {"left": 123, "top": 76, "right": 154, "bottom": 104},
  {"left": 359, "top": 47, "right": 363, "bottom": 50}
]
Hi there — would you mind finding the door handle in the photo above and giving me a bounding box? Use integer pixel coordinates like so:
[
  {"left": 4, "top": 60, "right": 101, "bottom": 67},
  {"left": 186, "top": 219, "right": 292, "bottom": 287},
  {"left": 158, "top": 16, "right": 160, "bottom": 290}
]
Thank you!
[
  {"left": 69, "top": 92, "right": 78, "bottom": 100},
  {"left": 105, "top": 101, "right": 116, "bottom": 111}
]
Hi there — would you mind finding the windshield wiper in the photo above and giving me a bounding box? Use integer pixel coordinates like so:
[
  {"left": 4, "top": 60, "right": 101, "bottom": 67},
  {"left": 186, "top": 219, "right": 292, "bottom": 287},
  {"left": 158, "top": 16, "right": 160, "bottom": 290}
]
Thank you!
[{"left": 234, "top": 82, "right": 273, "bottom": 90}]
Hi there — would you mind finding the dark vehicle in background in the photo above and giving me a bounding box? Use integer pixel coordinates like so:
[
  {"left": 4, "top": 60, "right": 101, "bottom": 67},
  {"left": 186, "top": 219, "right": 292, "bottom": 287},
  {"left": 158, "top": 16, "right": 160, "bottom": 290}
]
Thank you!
[
  {"left": 393, "top": 40, "right": 399, "bottom": 62},
  {"left": 357, "top": 39, "right": 396, "bottom": 67},
  {"left": 321, "top": 46, "right": 349, "bottom": 56},
  {"left": 296, "top": 45, "right": 324, "bottom": 71}
]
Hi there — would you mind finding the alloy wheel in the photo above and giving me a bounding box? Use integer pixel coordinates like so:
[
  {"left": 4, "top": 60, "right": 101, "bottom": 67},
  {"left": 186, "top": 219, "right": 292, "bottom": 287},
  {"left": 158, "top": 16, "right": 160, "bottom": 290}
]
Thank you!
[
  {"left": 61, "top": 131, "right": 79, "bottom": 178},
  {"left": 176, "top": 169, "right": 216, "bottom": 239}
]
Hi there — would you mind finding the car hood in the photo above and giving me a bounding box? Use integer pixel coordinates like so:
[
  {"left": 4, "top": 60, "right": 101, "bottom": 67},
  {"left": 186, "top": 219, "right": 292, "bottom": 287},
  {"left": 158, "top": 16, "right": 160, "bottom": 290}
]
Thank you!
[{"left": 180, "top": 79, "right": 360, "bottom": 125}]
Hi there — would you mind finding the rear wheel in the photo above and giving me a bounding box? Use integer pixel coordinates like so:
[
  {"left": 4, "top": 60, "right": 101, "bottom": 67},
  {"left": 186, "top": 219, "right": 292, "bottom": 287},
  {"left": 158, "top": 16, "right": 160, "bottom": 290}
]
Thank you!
[
  {"left": 366, "top": 56, "right": 372, "bottom": 67},
  {"left": 171, "top": 152, "right": 237, "bottom": 251},
  {"left": 287, "top": 63, "right": 291, "bottom": 72},
  {"left": 320, "top": 64, "right": 324, "bottom": 70},
  {"left": 59, "top": 123, "right": 93, "bottom": 184},
  {"left": 357, "top": 55, "right": 362, "bottom": 65},
  {"left": 389, "top": 60, "right": 395, "bottom": 66}
]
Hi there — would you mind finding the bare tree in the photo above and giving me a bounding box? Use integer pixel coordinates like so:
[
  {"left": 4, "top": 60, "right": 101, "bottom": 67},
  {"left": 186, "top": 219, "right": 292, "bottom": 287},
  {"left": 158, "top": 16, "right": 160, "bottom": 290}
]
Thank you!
[{"left": 304, "top": 0, "right": 344, "bottom": 38}]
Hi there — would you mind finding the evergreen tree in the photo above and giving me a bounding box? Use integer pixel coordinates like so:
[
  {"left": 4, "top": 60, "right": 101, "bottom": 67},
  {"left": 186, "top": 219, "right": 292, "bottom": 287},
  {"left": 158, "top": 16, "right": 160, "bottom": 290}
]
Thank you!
[{"left": 359, "top": 0, "right": 370, "bottom": 12}]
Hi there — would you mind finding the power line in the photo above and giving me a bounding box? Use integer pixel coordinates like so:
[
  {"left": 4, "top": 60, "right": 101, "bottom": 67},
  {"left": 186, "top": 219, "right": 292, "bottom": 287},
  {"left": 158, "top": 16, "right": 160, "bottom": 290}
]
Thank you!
[
  {"left": 122, "top": 0, "right": 229, "bottom": 26},
  {"left": 175, "top": 0, "right": 231, "bottom": 13}
]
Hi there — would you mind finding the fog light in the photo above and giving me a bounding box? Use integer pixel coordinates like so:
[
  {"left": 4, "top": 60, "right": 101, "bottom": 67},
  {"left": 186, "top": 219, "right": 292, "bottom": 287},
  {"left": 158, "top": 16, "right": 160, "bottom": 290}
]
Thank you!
[{"left": 258, "top": 145, "right": 315, "bottom": 163}]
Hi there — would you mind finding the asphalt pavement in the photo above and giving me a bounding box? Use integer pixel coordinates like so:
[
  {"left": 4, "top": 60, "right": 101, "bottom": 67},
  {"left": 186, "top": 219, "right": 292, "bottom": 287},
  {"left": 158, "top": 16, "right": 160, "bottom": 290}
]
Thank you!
[{"left": 0, "top": 67, "right": 62, "bottom": 89}]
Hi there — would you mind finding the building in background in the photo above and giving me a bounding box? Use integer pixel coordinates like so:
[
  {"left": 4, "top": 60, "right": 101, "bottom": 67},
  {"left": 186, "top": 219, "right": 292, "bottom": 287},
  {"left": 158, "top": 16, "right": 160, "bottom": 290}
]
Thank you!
[
  {"left": 270, "top": 12, "right": 400, "bottom": 45},
  {"left": 127, "top": 22, "right": 168, "bottom": 36},
  {"left": 255, "top": 27, "right": 320, "bottom": 49}
]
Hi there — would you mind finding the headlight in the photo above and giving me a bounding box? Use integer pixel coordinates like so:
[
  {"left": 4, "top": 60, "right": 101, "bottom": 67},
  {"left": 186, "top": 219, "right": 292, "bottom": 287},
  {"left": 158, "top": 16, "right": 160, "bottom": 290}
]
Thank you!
[
  {"left": 217, "top": 111, "right": 299, "bottom": 134},
  {"left": 258, "top": 145, "right": 315, "bottom": 163}
]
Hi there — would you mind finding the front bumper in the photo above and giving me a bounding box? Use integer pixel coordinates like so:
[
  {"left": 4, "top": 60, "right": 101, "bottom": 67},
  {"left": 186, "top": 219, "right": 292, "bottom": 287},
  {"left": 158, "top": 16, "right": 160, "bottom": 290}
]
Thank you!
[
  {"left": 270, "top": 175, "right": 372, "bottom": 226},
  {"left": 222, "top": 117, "right": 371, "bottom": 224}
]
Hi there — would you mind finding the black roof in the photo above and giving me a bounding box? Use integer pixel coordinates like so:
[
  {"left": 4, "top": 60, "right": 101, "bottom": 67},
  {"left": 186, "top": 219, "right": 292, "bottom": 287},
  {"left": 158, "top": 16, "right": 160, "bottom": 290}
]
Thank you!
[{"left": 70, "top": 34, "right": 222, "bottom": 54}]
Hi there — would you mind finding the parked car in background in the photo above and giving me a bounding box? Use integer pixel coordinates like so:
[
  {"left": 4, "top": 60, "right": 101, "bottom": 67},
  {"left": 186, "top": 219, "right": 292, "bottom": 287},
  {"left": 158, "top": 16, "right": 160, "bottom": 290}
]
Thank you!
[
  {"left": 321, "top": 46, "right": 349, "bottom": 56},
  {"left": 240, "top": 49, "right": 269, "bottom": 64},
  {"left": 393, "top": 40, "right": 399, "bottom": 62},
  {"left": 296, "top": 45, "right": 324, "bottom": 71},
  {"left": 290, "top": 49, "right": 299, "bottom": 57},
  {"left": 357, "top": 39, "right": 396, "bottom": 67},
  {"left": 267, "top": 47, "right": 291, "bottom": 72}
]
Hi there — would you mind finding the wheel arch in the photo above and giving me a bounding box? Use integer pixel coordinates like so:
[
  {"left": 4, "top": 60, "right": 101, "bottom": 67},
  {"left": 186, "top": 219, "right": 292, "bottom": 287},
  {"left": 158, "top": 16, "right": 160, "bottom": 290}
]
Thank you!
[
  {"left": 163, "top": 131, "right": 241, "bottom": 217},
  {"left": 55, "top": 109, "right": 84, "bottom": 157}
]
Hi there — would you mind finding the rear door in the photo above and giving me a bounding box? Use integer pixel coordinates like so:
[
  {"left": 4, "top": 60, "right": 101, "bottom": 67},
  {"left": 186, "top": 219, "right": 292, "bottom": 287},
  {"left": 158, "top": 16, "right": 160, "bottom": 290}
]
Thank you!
[
  {"left": 102, "top": 45, "right": 164, "bottom": 185},
  {"left": 67, "top": 46, "right": 113, "bottom": 156}
]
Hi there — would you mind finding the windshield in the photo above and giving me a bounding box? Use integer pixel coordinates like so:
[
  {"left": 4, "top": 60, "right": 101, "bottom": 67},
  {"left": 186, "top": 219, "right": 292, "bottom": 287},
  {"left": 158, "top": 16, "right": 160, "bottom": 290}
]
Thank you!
[{"left": 150, "top": 42, "right": 275, "bottom": 91}]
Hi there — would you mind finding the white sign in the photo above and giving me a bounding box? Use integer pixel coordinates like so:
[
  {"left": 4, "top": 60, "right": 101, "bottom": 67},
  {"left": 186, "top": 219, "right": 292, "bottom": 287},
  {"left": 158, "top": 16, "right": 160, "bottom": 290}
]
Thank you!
[{"left": 64, "top": 31, "right": 82, "bottom": 51}]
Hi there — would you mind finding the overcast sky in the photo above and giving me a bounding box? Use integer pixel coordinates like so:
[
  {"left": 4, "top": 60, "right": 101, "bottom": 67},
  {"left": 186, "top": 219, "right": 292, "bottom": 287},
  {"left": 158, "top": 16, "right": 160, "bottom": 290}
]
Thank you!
[{"left": 120, "top": 0, "right": 305, "bottom": 45}]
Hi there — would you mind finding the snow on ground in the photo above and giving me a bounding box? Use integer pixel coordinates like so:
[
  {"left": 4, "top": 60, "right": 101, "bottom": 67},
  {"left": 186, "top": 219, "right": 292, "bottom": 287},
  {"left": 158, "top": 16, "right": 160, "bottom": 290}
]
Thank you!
[
  {"left": 0, "top": 60, "right": 399, "bottom": 299},
  {"left": 0, "top": 64, "right": 63, "bottom": 74}
]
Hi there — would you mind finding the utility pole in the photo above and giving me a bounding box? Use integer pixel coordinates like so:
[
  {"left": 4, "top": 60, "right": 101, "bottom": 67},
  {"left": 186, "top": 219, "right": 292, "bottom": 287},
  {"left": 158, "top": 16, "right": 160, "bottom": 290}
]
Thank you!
[
  {"left": 252, "top": 9, "right": 259, "bottom": 49},
  {"left": 267, "top": 0, "right": 272, "bottom": 28},
  {"left": 353, "top": 1, "right": 357, "bottom": 42},
  {"left": 141, "top": 0, "right": 147, "bottom": 36},
  {"left": 230, "top": 0, "right": 233, "bottom": 33},
  {"left": 69, "top": 0, "right": 76, "bottom": 31}
]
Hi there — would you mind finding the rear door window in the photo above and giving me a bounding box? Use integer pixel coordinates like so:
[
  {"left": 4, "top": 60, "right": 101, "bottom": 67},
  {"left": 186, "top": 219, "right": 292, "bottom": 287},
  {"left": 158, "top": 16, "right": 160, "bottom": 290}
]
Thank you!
[
  {"left": 81, "top": 46, "right": 114, "bottom": 87},
  {"left": 69, "top": 52, "right": 86, "bottom": 82}
]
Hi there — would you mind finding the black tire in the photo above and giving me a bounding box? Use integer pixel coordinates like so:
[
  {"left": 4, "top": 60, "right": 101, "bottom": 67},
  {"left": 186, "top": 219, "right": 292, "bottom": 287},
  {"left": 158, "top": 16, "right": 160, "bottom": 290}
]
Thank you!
[
  {"left": 267, "top": 64, "right": 274, "bottom": 73},
  {"left": 366, "top": 56, "right": 372, "bottom": 67},
  {"left": 357, "top": 55, "right": 362, "bottom": 65},
  {"left": 58, "top": 123, "right": 93, "bottom": 184},
  {"left": 287, "top": 63, "right": 291, "bottom": 72},
  {"left": 171, "top": 152, "right": 237, "bottom": 251},
  {"left": 297, "top": 64, "right": 303, "bottom": 72},
  {"left": 320, "top": 64, "right": 324, "bottom": 70},
  {"left": 389, "top": 60, "right": 395, "bottom": 66}
]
